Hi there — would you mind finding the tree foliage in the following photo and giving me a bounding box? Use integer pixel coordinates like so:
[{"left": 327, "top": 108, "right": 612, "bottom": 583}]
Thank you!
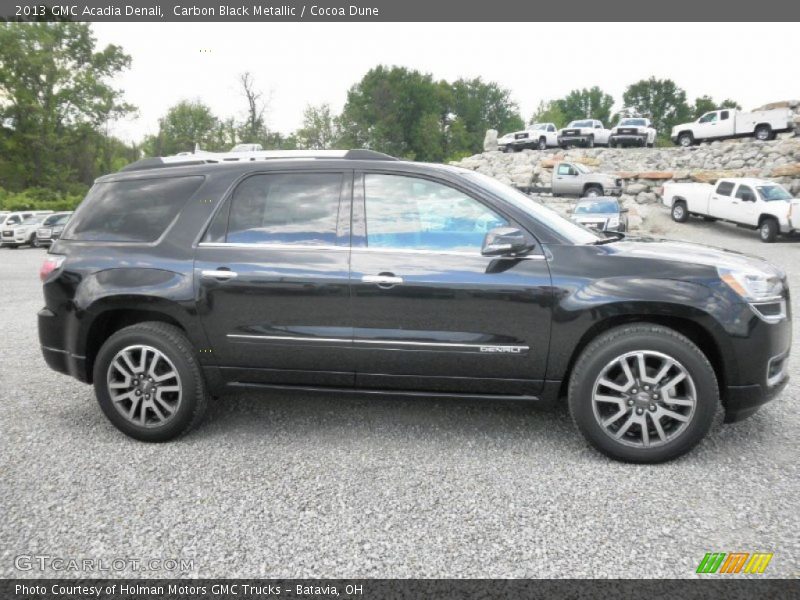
[
  {"left": 0, "top": 21, "right": 134, "bottom": 191},
  {"left": 554, "top": 87, "right": 615, "bottom": 126},
  {"left": 296, "top": 103, "right": 339, "bottom": 149},
  {"left": 621, "top": 77, "right": 692, "bottom": 133}
]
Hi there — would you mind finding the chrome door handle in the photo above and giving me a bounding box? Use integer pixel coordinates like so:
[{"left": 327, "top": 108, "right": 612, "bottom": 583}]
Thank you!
[
  {"left": 362, "top": 274, "right": 403, "bottom": 286},
  {"left": 201, "top": 269, "right": 238, "bottom": 280}
]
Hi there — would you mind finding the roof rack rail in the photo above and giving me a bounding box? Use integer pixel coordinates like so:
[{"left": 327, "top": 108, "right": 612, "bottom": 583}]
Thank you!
[{"left": 119, "top": 148, "right": 398, "bottom": 172}]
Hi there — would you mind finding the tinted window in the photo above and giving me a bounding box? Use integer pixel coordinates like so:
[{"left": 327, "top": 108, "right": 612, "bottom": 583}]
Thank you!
[
  {"left": 364, "top": 174, "right": 506, "bottom": 252},
  {"left": 64, "top": 176, "right": 203, "bottom": 242},
  {"left": 226, "top": 172, "right": 342, "bottom": 245},
  {"left": 715, "top": 181, "right": 735, "bottom": 196},
  {"left": 735, "top": 185, "right": 754, "bottom": 200},
  {"left": 720, "top": 111, "right": 729, "bottom": 120}
]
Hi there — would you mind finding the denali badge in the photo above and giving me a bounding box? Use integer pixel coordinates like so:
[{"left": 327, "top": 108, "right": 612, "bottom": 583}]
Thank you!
[{"left": 480, "top": 346, "right": 525, "bottom": 354}]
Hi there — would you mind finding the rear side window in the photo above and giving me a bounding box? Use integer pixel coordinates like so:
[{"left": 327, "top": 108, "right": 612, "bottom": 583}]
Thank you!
[
  {"left": 715, "top": 181, "right": 735, "bottom": 196},
  {"left": 221, "top": 172, "right": 343, "bottom": 245},
  {"left": 63, "top": 176, "right": 203, "bottom": 242}
]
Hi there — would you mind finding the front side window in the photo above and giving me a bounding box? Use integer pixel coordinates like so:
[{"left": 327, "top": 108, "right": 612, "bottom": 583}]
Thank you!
[
  {"left": 225, "top": 172, "right": 342, "bottom": 245},
  {"left": 699, "top": 112, "right": 718, "bottom": 124},
  {"left": 364, "top": 174, "right": 506, "bottom": 252},
  {"left": 715, "top": 181, "right": 735, "bottom": 196},
  {"left": 735, "top": 185, "right": 755, "bottom": 200},
  {"left": 557, "top": 164, "right": 577, "bottom": 176}
]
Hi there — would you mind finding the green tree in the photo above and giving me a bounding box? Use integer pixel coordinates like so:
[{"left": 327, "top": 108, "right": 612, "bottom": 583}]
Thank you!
[
  {"left": 447, "top": 77, "right": 524, "bottom": 153},
  {"left": 692, "top": 95, "right": 741, "bottom": 118},
  {"left": 529, "top": 100, "right": 567, "bottom": 128},
  {"left": 621, "top": 77, "right": 692, "bottom": 134},
  {"left": 555, "top": 87, "right": 615, "bottom": 125},
  {"left": 148, "top": 100, "right": 222, "bottom": 155},
  {"left": 296, "top": 103, "right": 339, "bottom": 149},
  {"left": 0, "top": 22, "right": 134, "bottom": 190}
]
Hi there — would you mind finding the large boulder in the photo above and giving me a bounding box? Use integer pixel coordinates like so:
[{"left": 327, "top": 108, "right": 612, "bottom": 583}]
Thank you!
[{"left": 483, "top": 129, "right": 499, "bottom": 152}]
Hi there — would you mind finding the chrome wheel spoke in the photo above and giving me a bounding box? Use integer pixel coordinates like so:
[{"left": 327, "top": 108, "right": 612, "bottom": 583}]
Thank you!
[
  {"left": 592, "top": 349, "right": 696, "bottom": 449},
  {"left": 106, "top": 344, "right": 182, "bottom": 429}
]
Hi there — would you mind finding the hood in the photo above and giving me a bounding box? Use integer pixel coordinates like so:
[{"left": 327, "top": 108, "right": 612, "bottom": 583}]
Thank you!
[{"left": 606, "top": 236, "right": 783, "bottom": 276}]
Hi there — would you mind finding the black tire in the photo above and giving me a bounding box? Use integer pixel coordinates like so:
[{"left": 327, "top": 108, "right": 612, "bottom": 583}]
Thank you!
[
  {"left": 537, "top": 137, "right": 547, "bottom": 151},
  {"left": 93, "top": 321, "right": 208, "bottom": 442},
  {"left": 609, "top": 138, "right": 616, "bottom": 148},
  {"left": 584, "top": 185, "right": 603, "bottom": 198},
  {"left": 678, "top": 132, "right": 693, "bottom": 147},
  {"left": 647, "top": 142, "right": 655, "bottom": 148},
  {"left": 503, "top": 145, "right": 514, "bottom": 153},
  {"left": 568, "top": 324, "right": 719, "bottom": 463},
  {"left": 759, "top": 218, "right": 778, "bottom": 243},
  {"left": 671, "top": 200, "right": 689, "bottom": 223},
  {"left": 754, "top": 125, "right": 771, "bottom": 142},
  {"left": 32, "top": 236, "right": 41, "bottom": 248},
  {"left": 586, "top": 135, "right": 595, "bottom": 149}
]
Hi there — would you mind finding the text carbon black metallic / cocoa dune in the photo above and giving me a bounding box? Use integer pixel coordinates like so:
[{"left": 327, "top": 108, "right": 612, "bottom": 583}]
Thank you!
[{"left": 38, "top": 149, "right": 792, "bottom": 462}]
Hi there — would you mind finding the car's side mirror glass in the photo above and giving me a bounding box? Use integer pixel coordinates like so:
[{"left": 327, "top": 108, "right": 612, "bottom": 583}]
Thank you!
[{"left": 482, "top": 227, "right": 532, "bottom": 257}]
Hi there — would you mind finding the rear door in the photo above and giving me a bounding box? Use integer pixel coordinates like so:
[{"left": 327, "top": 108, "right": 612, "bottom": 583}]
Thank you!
[
  {"left": 194, "top": 169, "right": 355, "bottom": 388},
  {"left": 349, "top": 171, "right": 553, "bottom": 396}
]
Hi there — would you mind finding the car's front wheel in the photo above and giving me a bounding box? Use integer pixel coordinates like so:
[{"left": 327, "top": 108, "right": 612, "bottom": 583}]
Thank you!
[
  {"left": 568, "top": 324, "right": 718, "bottom": 463},
  {"left": 93, "top": 322, "right": 208, "bottom": 442},
  {"left": 759, "top": 218, "right": 778, "bottom": 243}
]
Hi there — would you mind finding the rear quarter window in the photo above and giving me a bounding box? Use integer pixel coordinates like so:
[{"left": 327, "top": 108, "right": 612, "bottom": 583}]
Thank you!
[{"left": 62, "top": 176, "right": 204, "bottom": 242}]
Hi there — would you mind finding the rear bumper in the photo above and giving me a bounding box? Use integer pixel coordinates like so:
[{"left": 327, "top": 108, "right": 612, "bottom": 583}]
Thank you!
[{"left": 38, "top": 308, "right": 90, "bottom": 382}]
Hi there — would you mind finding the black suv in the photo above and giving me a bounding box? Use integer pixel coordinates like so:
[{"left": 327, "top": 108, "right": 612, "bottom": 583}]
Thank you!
[{"left": 38, "top": 149, "right": 791, "bottom": 462}]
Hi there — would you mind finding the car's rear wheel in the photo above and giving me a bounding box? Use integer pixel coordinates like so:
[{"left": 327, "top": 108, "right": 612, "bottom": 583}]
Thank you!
[
  {"left": 671, "top": 201, "right": 689, "bottom": 222},
  {"left": 759, "top": 218, "right": 778, "bottom": 243},
  {"left": 32, "top": 236, "right": 42, "bottom": 248},
  {"left": 93, "top": 322, "right": 208, "bottom": 442},
  {"left": 754, "top": 125, "right": 771, "bottom": 141},
  {"left": 678, "top": 132, "right": 693, "bottom": 147},
  {"left": 568, "top": 324, "right": 718, "bottom": 463},
  {"left": 538, "top": 137, "right": 547, "bottom": 151}
]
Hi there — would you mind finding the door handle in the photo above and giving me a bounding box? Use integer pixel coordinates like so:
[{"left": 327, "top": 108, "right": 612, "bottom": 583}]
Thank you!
[
  {"left": 362, "top": 274, "right": 403, "bottom": 287},
  {"left": 201, "top": 269, "right": 238, "bottom": 280}
]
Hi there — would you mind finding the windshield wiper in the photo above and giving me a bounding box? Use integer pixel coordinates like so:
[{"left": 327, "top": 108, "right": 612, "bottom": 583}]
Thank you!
[{"left": 588, "top": 231, "right": 625, "bottom": 245}]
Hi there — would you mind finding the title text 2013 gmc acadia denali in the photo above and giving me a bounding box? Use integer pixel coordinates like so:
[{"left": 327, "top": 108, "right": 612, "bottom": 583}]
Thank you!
[{"left": 38, "top": 149, "right": 792, "bottom": 462}]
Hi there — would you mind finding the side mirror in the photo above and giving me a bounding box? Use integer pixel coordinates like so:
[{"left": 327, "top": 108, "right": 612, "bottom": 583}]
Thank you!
[
  {"left": 620, "top": 207, "right": 630, "bottom": 213},
  {"left": 482, "top": 227, "right": 532, "bottom": 257}
]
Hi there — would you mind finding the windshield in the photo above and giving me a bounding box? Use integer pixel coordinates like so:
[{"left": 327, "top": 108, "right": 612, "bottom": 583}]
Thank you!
[
  {"left": 461, "top": 172, "right": 602, "bottom": 245},
  {"left": 568, "top": 120, "right": 593, "bottom": 128},
  {"left": 43, "top": 213, "right": 71, "bottom": 226},
  {"left": 20, "top": 216, "right": 44, "bottom": 226},
  {"left": 574, "top": 200, "right": 619, "bottom": 214},
  {"left": 574, "top": 163, "right": 593, "bottom": 174},
  {"left": 757, "top": 185, "right": 793, "bottom": 201},
  {"left": 619, "top": 118, "right": 646, "bottom": 126},
  {"left": 531, "top": 124, "right": 547, "bottom": 130}
]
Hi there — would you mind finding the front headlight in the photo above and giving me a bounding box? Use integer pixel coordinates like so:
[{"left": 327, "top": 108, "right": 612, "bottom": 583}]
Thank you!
[{"left": 718, "top": 266, "right": 784, "bottom": 302}]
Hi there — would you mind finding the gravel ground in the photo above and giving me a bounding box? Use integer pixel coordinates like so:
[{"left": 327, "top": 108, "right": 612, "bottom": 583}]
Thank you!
[{"left": 0, "top": 219, "right": 798, "bottom": 579}]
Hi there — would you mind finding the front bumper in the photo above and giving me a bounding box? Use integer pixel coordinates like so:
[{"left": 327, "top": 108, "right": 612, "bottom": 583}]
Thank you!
[
  {"left": 611, "top": 133, "right": 647, "bottom": 145},
  {"left": 558, "top": 135, "right": 592, "bottom": 146}
]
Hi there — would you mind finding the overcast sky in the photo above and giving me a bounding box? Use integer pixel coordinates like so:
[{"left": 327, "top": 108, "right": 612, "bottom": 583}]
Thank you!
[{"left": 93, "top": 22, "right": 800, "bottom": 144}]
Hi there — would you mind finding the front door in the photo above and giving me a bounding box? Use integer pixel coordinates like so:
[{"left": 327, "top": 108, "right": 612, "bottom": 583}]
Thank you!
[
  {"left": 349, "top": 171, "right": 553, "bottom": 396},
  {"left": 194, "top": 169, "right": 355, "bottom": 388}
]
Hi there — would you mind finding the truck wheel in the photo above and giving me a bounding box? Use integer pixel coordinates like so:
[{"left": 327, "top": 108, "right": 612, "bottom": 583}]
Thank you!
[
  {"left": 586, "top": 135, "right": 595, "bottom": 149},
  {"left": 678, "top": 133, "right": 693, "bottom": 147},
  {"left": 584, "top": 186, "right": 602, "bottom": 198},
  {"left": 93, "top": 322, "right": 209, "bottom": 442},
  {"left": 568, "top": 324, "right": 718, "bottom": 463},
  {"left": 609, "top": 138, "right": 616, "bottom": 148},
  {"left": 537, "top": 137, "right": 547, "bottom": 151},
  {"left": 647, "top": 142, "right": 655, "bottom": 148},
  {"left": 754, "top": 125, "right": 771, "bottom": 141},
  {"left": 671, "top": 201, "right": 689, "bottom": 222},
  {"left": 759, "top": 218, "right": 778, "bottom": 243},
  {"left": 503, "top": 145, "right": 514, "bottom": 153}
]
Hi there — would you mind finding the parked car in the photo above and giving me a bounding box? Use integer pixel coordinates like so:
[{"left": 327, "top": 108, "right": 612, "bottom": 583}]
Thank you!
[
  {"left": 38, "top": 149, "right": 791, "bottom": 463},
  {"left": 498, "top": 123, "right": 560, "bottom": 152},
  {"left": 551, "top": 162, "right": 622, "bottom": 197},
  {"left": 671, "top": 108, "right": 794, "bottom": 147},
  {"left": 34, "top": 212, "right": 73, "bottom": 247},
  {"left": 570, "top": 197, "right": 628, "bottom": 232},
  {"left": 662, "top": 178, "right": 799, "bottom": 242},
  {"left": 609, "top": 117, "right": 657, "bottom": 148},
  {"left": 558, "top": 120, "right": 612, "bottom": 148},
  {"left": 1, "top": 214, "right": 51, "bottom": 248},
  {"left": 230, "top": 143, "right": 264, "bottom": 152},
  {"left": 0, "top": 211, "right": 37, "bottom": 231}
]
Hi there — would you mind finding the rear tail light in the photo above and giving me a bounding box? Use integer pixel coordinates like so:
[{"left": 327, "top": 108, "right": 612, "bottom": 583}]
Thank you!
[{"left": 39, "top": 255, "right": 65, "bottom": 282}]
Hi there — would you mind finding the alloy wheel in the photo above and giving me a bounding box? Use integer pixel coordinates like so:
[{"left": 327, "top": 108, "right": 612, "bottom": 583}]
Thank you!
[
  {"left": 591, "top": 350, "right": 697, "bottom": 448},
  {"left": 106, "top": 344, "right": 182, "bottom": 427}
]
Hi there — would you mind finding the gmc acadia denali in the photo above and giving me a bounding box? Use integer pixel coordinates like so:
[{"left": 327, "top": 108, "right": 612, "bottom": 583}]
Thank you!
[{"left": 38, "top": 149, "right": 792, "bottom": 462}]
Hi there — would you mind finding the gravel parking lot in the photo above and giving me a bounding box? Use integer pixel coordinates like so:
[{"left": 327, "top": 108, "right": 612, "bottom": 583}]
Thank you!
[{"left": 1, "top": 219, "right": 798, "bottom": 579}]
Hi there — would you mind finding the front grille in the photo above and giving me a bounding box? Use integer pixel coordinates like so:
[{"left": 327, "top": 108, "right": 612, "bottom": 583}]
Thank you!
[
  {"left": 564, "top": 129, "right": 580, "bottom": 136},
  {"left": 619, "top": 128, "right": 638, "bottom": 135},
  {"left": 2, "top": 230, "right": 13, "bottom": 237}
]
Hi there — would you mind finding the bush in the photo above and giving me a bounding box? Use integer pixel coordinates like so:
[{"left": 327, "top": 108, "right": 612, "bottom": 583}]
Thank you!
[{"left": 0, "top": 187, "right": 86, "bottom": 212}]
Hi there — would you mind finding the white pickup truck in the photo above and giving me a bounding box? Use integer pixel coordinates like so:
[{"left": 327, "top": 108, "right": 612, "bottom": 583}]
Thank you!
[
  {"left": 557, "top": 120, "right": 612, "bottom": 148},
  {"left": 671, "top": 108, "right": 794, "bottom": 147},
  {"left": 497, "top": 123, "right": 559, "bottom": 152},
  {"left": 662, "top": 178, "right": 799, "bottom": 242}
]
